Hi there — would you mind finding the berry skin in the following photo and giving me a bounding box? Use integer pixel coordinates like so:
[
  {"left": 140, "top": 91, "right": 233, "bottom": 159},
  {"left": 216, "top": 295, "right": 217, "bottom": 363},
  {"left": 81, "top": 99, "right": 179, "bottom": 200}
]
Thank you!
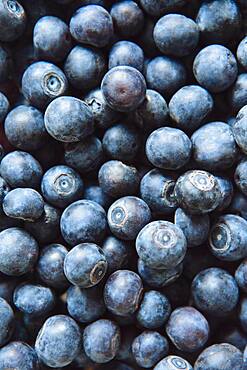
[
  {"left": 235, "top": 259, "right": 247, "bottom": 293},
  {"left": 132, "top": 331, "right": 169, "bottom": 368},
  {"left": 0, "top": 228, "right": 39, "bottom": 276},
  {"left": 44, "top": 96, "right": 93, "bottom": 143},
  {"left": 0, "top": 0, "right": 27, "bottom": 42},
  {"left": 166, "top": 306, "right": 209, "bottom": 352},
  {"left": 64, "top": 243, "right": 107, "bottom": 288},
  {"left": 33, "top": 16, "right": 72, "bottom": 62},
  {"left": 209, "top": 214, "right": 247, "bottom": 261},
  {"left": 194, "top": 343, "right": 244, "bottom": 370},
  {"left": 102, "top": 236, "right": 130, "bottom": 273},
  {"left": 66, "top": 285, "right": 105, "bottom": 323},
  {"left": 109, "top": 41, "right": 144, "bottom": 72},
  {"left": 37, "top": 244, "right": 68, "bottom": 289},
  {"left": 0, "top": 91, "right": 9, "bottom": 122},
  {"left": 193, "top": 45, "right": 238, "bottom": 93},
  {"left": 174, "top": 170, "right": 222, "bottom": 214},
  {"left": 13, "top": 283, "right": 56, "bottom": 317},
  {"left": 21, "top": 61, "right": 68, "bottom": 109},
  {"left": 83, "top": 319, "right": 121, "bottom": 363},
  {"left": 41, "top": 165, "right": 84, "bottom": 208},
  {"left": 139, "top": 0, "right": 186, "bottom": 17},
  {"left": 154, "top": 14, "right": 199, "bottom": 57},
  {"left": 61, "top": 200, "right": 107, "bottom": 246},
  {"left": 104, "top": 270, "right": 143, "bottom": 316},
  {"left": 107, "top": 196, "right": 151, "bottom": 240},
  {"left": 98, "top": 161, "right": 140, "bottom": 198},
  {"left": 192, "top": 267, "right": 239, "bottom": 317},
  {"left": 146, "top": 127, "right": 192, "bottom": 170},
  {"left": 154, "top": 355, "right": 193, "bottom": 370},
  {"left": 101, "top": 66, "right": 146, "bottom": 112},
  {"left": 233, "top": 105, "right": 247, "bottom": 153},
  {"left": 136, "top": 221, "right": 187, "bottom": 269},
  {"left": 35, "top": 314, "right": 81, "bottom": 368},
  {"left": 229, "top": 73, "right": 247, "bottom": 112},
  {"left": 64, "top": 45, "right": 106, "bottom": 90},
  {"left": 237, "top": 37, "right": 247, "bottom": 70},
  {"left": 0, "top": 151, "right": 43, "bottom": 189},
  {"left": 0, "top": 341, "right": 40, "bottom": 370},
  {"left": 70, "top": 5, "right": 113, "bottom": 48},
  {"left": 0, "top": 297, "right": 15, "bottom": 346},
  {"left": 136, "top": 290, "right": 171, "bottom": 329},
  {"left": 110, "top": 1, "right": 144, "bottom": 37},
  {"left": 4, "top": 105, "right": 48, "bottom": 151},
  {"left": 169, "top": 85, "right": 214, "bottom": 133}
]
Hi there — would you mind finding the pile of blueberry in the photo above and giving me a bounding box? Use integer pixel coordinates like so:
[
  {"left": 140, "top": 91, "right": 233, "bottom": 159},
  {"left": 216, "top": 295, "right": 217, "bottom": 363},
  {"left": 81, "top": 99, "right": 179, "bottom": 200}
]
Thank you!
[{"left": 1, "top": 0, "right": 247, "bottom": 369}]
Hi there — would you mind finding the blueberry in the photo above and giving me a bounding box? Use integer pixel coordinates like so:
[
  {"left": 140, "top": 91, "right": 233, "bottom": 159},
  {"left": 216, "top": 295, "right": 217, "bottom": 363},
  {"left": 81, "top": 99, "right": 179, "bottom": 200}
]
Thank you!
[
  {"left": 217, "top": 325, "right": 247, "bottom": 351},
  {"left": 67, "top": 285, "right": 105, "bottom": 323},
  {"left": 209, "top": 214, "right": 247, "bottom": 261},
  {"left": 61, "top": 200, "right": 107, "bottom": 245},
  {"left": 0, "top": 208, "right": 21, "bottom": 232},
  {"left": 64, "top": 243, "right": 107, "bottom": 288},
  {"left": 237, "top": 37, "right": 247, "bottom": 70},
  {"left": 134, "top": 89, "right": 169, "bottom": 132},
  {"left": 194, "top": 343, "right": 243, "bottom": 370},
  {"left": 64, "top": 45, "right": 107, "bottom": 90},
  {"left": 110, "top": 1, "right": 144, "bottom": 37},
  {"left": 4, "top": 105, "right": 48, "bottom": 151},
  {"left": 84, "top": 87, "right": 121, "bottom": 130},
  {"left": 41, "top": 165, "right": 83, "bottom": 208},
  {"left": 153, "top": 355, "right": 193, "bottom": 370},
  {"left": 140, "top": 169, "right": 177, "bottom": 215},
  {"left": 0, "top": 151, "right": 43, "bottom": 189},
  {"left": 235, "top": 259, "right": 247, "bottom": 293},
  {"left": 45, "top": 96, "right": 93, "bottom": 143},
  {"left": 139, "top": 0, "right": 186, "bottom": 17},
  {"left": 145, "top": 56, "right": 187, "bottom": 98},
  {"left": 34, "top": 16, "right": 72, "bottom": 62},
  {"left": 174, "top": 170, "right": 222, "bottom": 214},
  {"left": 214, "top": 175, "right": 234, "bottom": 212},
  {"left": 229, "top": 73, "right": 247, "bottom": 112},
  {"left": 109, "top": 41, "right": 144, "bottom": 72},
  {"left": 0, "top": 46, "right": 12, "bottom": 82},
  {"left": 136, "top": 221, "right": 187, "bottom": 269},
  {"left": 166, "top": 306, "right": 209, "bottom": 352},
  {"left": 98, "top": 161, "right": 140, "bottom": 198},
  {"left": 146, "top": 127, "right": 192, "bottom": 170},
  {"left": 169, "top": 85, "right": 214, "bottom": 132},
  {"left": 0, "top": 176, "right": 10, "bottom": 205},
  {"left": 192, "top": 267, "right": 239, "bottom": 316},
  {"left": 233, "top": 105, "right": 247, "bottom": 153},
  {"left": 196, "top": 0, "right": 241, "bottom": 44},
  {"left": 102, "top": 123, "right": 140, "bottom": 162},
  {"left": 104, "top": 270, "right": 143, "bottom": 316},
  {"left": 137, "top": 258, "right": 183, "bottom": 288},
  {"left": 84, "top": 182, "right": 112, "bottom": 210},
  {"left": 22, "top": 61, "right": 68, "bottom": 109},
  {"left": 0, "top": 0, "right": 27, "bottom": 42},
  {"left": 0, "top": 91, "right": 9, "bottom": 122},
  {"left": 154, "top": 14, "right": 199, "bottom": 57},
  {"left": 107, "top": 196, "right": 151, "bottom": 240},
  {"left": 3, "top": 188, "right": 44, "bottom": 222},
  {"left": 132, "top": 331, "right": 169, "bottom": 368},
  {"left": 25, "top": 203, "right": 61, "bottom": 245},
  {"left": 192, "top": 121, "right": 237, "bottom": 170},
  {"left": 64, "top": 136, "right": 103, "bottom": 175},
  {"left": 35, "top": 314, "right": 81, "bottom": 367},
  {"left": 0, "top": 227, "right": 38, "bottom": 276},
  {"left": 13, "top": 283, "right": 55, "bottom": 317},
  {"left": 0, "top": 341, "right": 40, "bottom": 370},
  {"left": 102, "top": 236, "right": 130, "bottom": 273},
  {"left": 175, "top": 207, "right": 210, "bottom": 247},
  {"left": 83, "top": 319, "right": 120, "bottom": 363},
  {"left": 0, "top": 297, "right": 14, "bottom": 346},
  {"left": 101, "top": 66, "right": 146, "bottom": 112},
  {"left": 193, "top": 45, "right": 238, "bottom": 93},
  {"left": 70, "top": 5, "right": 113, "bottom": 47},
  {"left": 137, "top": 290, "right": 171, "bottom": 329}
]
